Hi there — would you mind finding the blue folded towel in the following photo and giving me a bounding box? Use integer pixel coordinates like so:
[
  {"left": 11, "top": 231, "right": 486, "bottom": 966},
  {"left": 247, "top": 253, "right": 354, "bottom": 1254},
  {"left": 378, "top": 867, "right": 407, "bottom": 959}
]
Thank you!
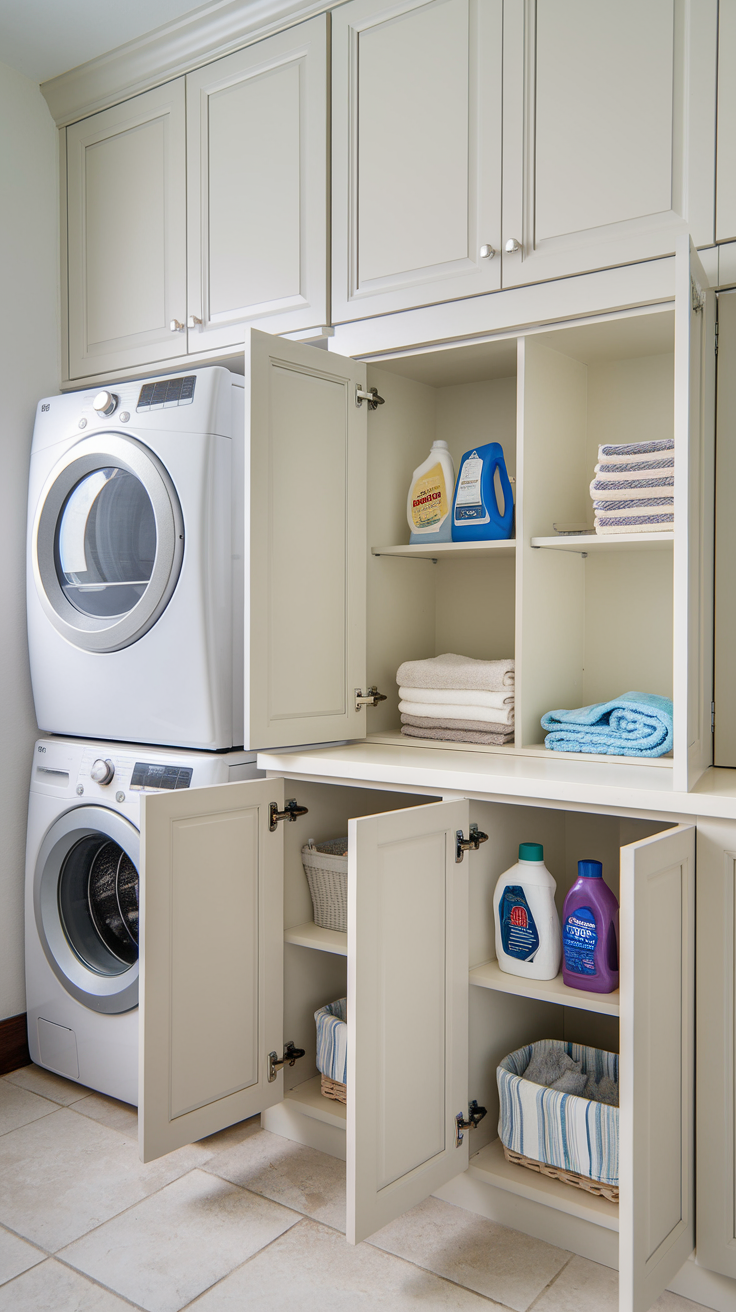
[{"left": 541, "top": 692, "right": 673, "bottom": 757}]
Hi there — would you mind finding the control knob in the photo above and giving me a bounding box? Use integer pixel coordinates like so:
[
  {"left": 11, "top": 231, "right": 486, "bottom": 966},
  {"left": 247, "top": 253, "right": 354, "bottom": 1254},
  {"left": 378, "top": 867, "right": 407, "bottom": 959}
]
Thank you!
[
  {"left": 90, "top": 758, "right": 115, "bottom": 785},
  {"left": 92, "top": 390, "right": 118, "bottom": 416}
]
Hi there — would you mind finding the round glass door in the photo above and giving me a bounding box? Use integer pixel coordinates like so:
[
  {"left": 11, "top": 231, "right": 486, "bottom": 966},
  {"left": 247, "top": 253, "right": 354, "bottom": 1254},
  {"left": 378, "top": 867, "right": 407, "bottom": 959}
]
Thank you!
[{"left": 32, "top": 434, "right": 184, "bottom": 653}]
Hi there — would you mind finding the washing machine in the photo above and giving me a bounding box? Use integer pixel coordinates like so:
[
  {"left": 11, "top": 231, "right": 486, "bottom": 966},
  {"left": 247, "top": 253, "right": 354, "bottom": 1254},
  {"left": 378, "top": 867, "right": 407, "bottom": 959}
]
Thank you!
[
  {"left": 26, "top": 736, "right": 260, "bottom": 1105},
  {"left": 27, "top": 367, "right": 244, "bottom": 750}
]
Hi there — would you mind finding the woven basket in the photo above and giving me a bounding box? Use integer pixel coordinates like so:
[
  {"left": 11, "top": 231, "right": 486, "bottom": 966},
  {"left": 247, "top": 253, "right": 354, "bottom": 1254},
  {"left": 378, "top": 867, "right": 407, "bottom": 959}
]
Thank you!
[
  {"left": 321, "top": 1074, "right": 347, "bottom": 1104},
  {"left": 503, "top": 1145, "right": 619, "bottom": 1202},
  {"left": 302, "top": 839, "right": 348, "bottom": 933}
]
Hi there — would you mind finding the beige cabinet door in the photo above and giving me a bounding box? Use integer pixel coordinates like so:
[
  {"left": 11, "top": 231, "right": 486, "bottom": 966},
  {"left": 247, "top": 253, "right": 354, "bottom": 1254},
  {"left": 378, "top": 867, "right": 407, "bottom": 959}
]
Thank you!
[
  {"left": 716, "top": 1, "right": 736, "bottom": 241},
  {"left": 186, "top": 16, "right": 328, "bottom": 352},
  {"left": 502, "top": 0, "right": 716, "bottom": 288},
  {"left": 347, "top": 798, "right": 470, "bottom": 1243},
  {"left": 66, "top": 80, "right": 187, "bottom": 380},
  {"left": 332, "top": 0, "right": 502, "bottom": 323}
]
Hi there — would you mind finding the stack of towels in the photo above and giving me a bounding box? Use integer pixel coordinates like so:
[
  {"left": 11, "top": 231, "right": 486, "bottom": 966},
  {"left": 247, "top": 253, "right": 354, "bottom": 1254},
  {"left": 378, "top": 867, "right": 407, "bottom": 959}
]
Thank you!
[
  {"left": 397, "top": 653, "right": 515, "bottom": 746},
  {"left": 590, "top": 438, "right": 674, "bottom": 535}
]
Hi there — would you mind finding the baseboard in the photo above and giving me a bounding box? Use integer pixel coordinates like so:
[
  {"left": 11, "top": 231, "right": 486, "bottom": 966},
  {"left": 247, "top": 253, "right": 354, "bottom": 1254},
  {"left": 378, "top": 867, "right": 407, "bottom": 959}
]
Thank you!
[{"left": 0, "top": 1013, "right": 31, "bottom": 1076}]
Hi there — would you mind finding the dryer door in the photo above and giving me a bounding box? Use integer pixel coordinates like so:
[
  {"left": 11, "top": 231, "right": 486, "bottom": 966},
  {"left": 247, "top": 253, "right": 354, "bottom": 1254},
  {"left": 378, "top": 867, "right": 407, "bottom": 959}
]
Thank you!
[
  {"left": 34, "top": 806, "right": 140, "bottom": 1013},
  {"left": 31, "top": 432, "right": 184, "bottom": 653}
]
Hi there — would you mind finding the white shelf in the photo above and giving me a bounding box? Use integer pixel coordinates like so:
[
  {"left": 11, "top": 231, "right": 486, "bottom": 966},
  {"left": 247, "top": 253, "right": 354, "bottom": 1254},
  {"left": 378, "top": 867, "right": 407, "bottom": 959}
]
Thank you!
[
  {"left": 367, "top": 731, "right": 671, "bottom": 770},
  {"left": 372, "top": 540, "right": 516, "bottom": 562},
  {"left": 469, "top": 959, "right": 620, "bottom": 1017},
  {"left": 531, "top": 533, "right": 673, "bottom": 553},
  {"left": 470, "top": 1139, "right": 619, "bottom": 1232},
  {"left": 284, "top": 921, "right": 347, "bottom": 955},
  {"left": 285, "top": 1075, "right": 346, "bottom": 1128}
]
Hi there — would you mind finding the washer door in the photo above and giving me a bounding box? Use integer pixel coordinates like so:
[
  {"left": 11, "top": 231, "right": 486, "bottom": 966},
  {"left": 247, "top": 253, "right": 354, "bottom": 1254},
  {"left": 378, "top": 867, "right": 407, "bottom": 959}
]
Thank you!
[
  {"left": 34, "top": 807, "right": 140, "bottom": 1013},
  {"left": 32, "top": 433, "right": 184, "bottom": 653}
]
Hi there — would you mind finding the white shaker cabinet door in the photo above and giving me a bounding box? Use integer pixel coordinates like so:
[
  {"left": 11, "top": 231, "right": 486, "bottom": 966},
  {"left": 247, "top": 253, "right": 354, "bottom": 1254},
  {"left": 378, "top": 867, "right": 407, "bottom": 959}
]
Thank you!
[
  {"left": 618, "top": 824, "right": 695, "bottom": 1312},
  {"left": 66, "top": 80, "right": 187, "bottom": 380},
  {"left": 502, "top": 0, "right": 716, "bottom": 288},
  {"left": 716, "top": 1, "right": 736, "bottom": 242},
  {"left": 186, "top": 16, "right": 328, "bottom": 352},
  {"left": 347, "top": 798, "right": 470, "bottom": 1243},
  {"left": 332, "top": 0, "right": 502, "bottom": 322},
  {"left": 138, "top": 778, "right": 286, "bottom": 1163}
]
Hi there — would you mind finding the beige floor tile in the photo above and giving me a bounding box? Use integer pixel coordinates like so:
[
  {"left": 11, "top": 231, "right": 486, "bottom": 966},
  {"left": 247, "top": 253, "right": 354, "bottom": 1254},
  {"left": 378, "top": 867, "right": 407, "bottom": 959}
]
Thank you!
[
  {"left": 192, "top": 1114, "right": 262, "bottom": 1157},
  {"left": 3, "top": 1064, "right": 88, "bottom": 1107},
  {"left": 60, "top": 1168, "right": 301, "bottom": 1312},
  {"left": 0, "top": 1229, "right": 44, "bottom": 1286},
  {"left": 368, "top": 1195, "right": 571, "bottom": 1312},
  {"left": 0, "top": 1106, "right": 214, "bottom": 1251},
  {"left": 533, "top": 1255, "right": 713, "bottom": 1312},
  {"left": 190, "top": 1217, "right": 500, "bottom": 1310},
  {"left": 205, "top": 1128, "right": 346, "bottom": 1231},
  {"left": 0, "top": 1258, "right": 134, "bottom": 1310},
  {"left": 71, "top": 1092, "right": 138, "bottom": 1139},
  {"left": 0, "top": 1080, "right": 58, "bottom": 1137}
]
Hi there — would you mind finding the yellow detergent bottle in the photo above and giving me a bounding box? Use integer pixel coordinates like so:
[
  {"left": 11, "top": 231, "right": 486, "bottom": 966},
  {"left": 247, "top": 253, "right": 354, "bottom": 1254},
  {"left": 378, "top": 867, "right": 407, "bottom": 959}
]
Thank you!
[{"left": 407, "top": 440, "right": 455, "bottom": 543}]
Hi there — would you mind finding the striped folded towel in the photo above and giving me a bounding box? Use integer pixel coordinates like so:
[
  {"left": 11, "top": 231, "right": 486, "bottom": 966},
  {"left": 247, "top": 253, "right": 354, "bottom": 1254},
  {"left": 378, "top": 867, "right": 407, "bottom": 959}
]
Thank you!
[
  {"left": 598, "top": 439, "right": 673, "bottom": 459},
  {"left": 594, "top": 456, "right": 674, "bottom": 475},
  {"left": 594, "top": 517, "right": 674, "bottom": 534}
]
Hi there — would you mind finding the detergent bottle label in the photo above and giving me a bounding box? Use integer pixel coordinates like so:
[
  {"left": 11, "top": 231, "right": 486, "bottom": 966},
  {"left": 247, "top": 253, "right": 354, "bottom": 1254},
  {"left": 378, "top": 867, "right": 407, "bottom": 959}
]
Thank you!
[
  {"left": 455, "top": 452, "right": 488, "bottom": 522},
  {"left": 500, "top": 886, "right": 540, "bottom": 961},
  {"left": 411, "top": 463, "right": 448, "bottom": 529},
  {"left": 563, "top": 907, "right": 598, "bottom": 976}
]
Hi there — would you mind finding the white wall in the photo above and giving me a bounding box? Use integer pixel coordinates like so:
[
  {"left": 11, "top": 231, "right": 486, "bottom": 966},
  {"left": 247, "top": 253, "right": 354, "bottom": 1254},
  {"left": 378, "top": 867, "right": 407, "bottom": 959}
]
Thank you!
[{"left": 0, "top": 61, "right": 59, "bottom": 1020}]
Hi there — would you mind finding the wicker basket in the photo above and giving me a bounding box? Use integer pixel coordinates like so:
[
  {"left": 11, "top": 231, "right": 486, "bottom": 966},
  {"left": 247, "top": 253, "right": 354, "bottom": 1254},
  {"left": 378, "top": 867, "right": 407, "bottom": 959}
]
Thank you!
[
  {"left": 315, "top": 998, "right": 347, "bottom": 1102},
  {"left": 302, "top": 839, "right": 348, "bottom": 933},
  {"left": 502, "top": 1145, "right": 619, "bottom": 1202},
  {"left": 321, "top": 1074, "right": 347, "bottom": 1104}
]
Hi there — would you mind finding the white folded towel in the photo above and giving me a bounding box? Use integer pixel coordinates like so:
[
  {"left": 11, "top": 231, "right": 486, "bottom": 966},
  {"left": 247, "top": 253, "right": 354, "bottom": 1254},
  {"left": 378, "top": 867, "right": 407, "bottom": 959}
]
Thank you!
[
  {"left": 398, "top": 700, "right": 515, "bottom": 725},
  {"left": 398, "top": 685, "right": 513, "bottom": 710},
  {"left": 591, "top": 483, "right": 674, "bottom": 502},
  {"left": 396, "top": 653, "right": 515, "bottom": 692}
]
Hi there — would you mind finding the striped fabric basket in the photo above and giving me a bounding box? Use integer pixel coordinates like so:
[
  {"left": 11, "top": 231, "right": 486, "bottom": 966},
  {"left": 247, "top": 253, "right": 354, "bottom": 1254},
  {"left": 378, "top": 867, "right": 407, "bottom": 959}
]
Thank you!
[
  {"left": 498, "top": 1039, "right": 619, "bottom": 1196},
  {"left": 315, "top": 998, "right": 348, "bottom": 1103}
]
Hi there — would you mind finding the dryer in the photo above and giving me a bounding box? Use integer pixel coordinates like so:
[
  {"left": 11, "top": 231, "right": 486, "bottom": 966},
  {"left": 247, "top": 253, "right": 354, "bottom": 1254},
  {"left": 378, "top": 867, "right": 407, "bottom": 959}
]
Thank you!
[
  {"left": 27, "top": 368, "right": 244, "bottom": 750},
  {"left": 25, "top": 736, "right": 259, "bottom": 1105}
]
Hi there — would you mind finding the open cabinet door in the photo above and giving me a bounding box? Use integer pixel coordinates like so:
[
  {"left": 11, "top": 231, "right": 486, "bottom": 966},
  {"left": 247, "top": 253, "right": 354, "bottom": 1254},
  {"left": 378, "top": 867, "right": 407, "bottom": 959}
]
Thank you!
[
  {"left": 618, "top": 824, "right": 695, "bottom": 1312},
  {"left": 138, "top": 778, "right": 288, "bottom": 1162},
  {"left": 347, "top": 798, "right": 470, "bottom": 1244},
  {"left": 673, "top": 236, "right": 715, "bottom": 792},
  {"left": 245, "top": 328, "right": 369, "bottom": 750}
]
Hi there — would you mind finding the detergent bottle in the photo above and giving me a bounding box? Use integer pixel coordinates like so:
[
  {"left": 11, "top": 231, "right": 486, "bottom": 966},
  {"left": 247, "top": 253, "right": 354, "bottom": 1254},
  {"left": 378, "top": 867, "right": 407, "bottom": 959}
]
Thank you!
[
  {"left": 561, "top": 860, "right": 619, "bottom": 993},
  {"left": 451, "top": 441, "right": 514, "bottom": 541},
  {"left": 493, "top": 843, "right": 562, "bottom": 980},
  {"left": 406, "top": 440, "right": 455, "bottom": 543}
]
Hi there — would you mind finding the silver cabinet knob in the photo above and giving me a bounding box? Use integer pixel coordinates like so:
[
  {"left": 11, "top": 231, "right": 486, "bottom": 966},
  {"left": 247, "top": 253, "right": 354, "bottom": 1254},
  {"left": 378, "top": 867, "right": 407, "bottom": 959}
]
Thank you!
[
  {"left": 504, "top": 238, "right": 521, "bottom": 253},
  {"left": 90, "top": 758, "right": 115, "bottom": 785},
  {"left": 187, "top": 315, "right": 202, "bottom": 328},
  {"left": 169, "top": 319, "right": 185, "bottom": 332},
  {"left": 92, "top": 390, "right": 117, "bottom": 415},
  {"left": 479, "top": 244, "right": 495, "bottom": 259}
]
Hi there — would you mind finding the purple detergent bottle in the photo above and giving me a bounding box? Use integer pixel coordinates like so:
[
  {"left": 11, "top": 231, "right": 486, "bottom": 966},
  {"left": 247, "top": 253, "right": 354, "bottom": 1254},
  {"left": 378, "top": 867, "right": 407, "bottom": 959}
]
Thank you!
[{"left": 561, "top": 860, "right": 619, "bottom": 993}]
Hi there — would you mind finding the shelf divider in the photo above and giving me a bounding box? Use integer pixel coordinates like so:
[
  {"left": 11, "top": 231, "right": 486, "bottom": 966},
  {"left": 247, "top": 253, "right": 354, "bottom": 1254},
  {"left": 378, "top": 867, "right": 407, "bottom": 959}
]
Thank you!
[{"left": 469, "top": 959, "right": 620, "bottom": 1017}]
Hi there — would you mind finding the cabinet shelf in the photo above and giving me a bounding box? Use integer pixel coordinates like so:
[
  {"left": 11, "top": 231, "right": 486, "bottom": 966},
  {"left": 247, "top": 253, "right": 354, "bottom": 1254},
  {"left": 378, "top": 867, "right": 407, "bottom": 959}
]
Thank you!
[
  {"left": 469, "top": 959, "right": 620, "bottom": 1017},
  {"left": 284, "top": 922, "right": 347, "bottom": 955},
  {"left": 284, "top": 1075, "right": 346, "bottom": 1128},
  {"left": 371, "top": 540, "right": 516, "bottom": 562},
  {"left": 470, "top": 1139, "right": 619, "bottom": 1232},
  {"left": 531, "top": 533, "right": 673, "bottom": 554}
]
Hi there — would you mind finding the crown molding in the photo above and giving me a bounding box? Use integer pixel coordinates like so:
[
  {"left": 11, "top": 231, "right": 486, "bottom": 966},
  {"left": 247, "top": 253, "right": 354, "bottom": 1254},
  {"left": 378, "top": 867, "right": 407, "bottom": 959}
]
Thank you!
[{"left": 42, "top": 0, "right": 336, "bottom": 126}]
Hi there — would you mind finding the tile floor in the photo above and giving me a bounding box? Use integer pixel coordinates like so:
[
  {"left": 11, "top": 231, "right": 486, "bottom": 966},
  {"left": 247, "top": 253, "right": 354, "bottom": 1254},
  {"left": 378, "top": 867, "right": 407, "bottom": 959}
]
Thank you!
[{"left": 0, "top": 1065, "right": 709, "bottom": 1311}]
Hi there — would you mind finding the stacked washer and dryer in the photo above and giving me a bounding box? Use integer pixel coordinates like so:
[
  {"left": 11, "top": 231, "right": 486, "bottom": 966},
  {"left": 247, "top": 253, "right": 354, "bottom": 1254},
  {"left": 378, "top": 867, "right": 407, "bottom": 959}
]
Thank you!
[{"left": 24, "top": 368, "right": 256, "bottom": 1104}]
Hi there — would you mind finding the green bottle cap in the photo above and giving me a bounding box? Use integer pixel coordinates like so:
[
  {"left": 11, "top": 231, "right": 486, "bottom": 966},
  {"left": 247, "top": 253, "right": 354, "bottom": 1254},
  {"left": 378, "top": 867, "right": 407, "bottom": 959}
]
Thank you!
[{"left": 519, "top": 842, "right": 544, "bottom": 862}]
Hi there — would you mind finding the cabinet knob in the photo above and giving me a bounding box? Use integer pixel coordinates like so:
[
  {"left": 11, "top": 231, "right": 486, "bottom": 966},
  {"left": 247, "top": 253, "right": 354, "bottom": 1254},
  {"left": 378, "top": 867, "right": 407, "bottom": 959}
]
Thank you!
[
  {"left": 504, "top": 238, "right": 521, "bottom": 253},
  {"left": 187, "top": 315, "right": 202, "bottom": 328},
  {"left": 169, "top": 319, "right": 185, "bottom": 332},
  {"left": 479, "top": 244, "right": 496, "bottom": 260}
]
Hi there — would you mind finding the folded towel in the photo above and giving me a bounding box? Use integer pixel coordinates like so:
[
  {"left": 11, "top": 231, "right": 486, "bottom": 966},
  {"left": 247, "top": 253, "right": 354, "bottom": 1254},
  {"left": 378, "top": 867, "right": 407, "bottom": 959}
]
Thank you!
[
  {"left": 590, "top": 476, "right": 675, "bottom": 495},
  {"left": 595, "top": 520, "right": 675, "bottom": 534},
  {"left": 401, "top": 713, "right": 513, "bottom": 734},
  {"left": 396, "top": 653, "right": 514, "bottom": 692},
  {"left": 398, "top": 700, "right": 514, "bottom": 725},
  {"left": 541, "top": 691, "right": 673, "bottom": 757},
  {"left": 595, "top": 457, "right": 674, "bottom": 474},
  {"left": 402, "top": 725, "right": 514, "bottom": 746},
  {"left": 592, "top": 485, "right": 674, "bottom": 504},
  {"left": 598, "top": 439, "right": 674, "bottom": 457},
  {"left": 592, "top": 497, "right": 674, "bottom": 512},
  {"left": 398, "top": 685, "right": 514, "bottom": 710}
]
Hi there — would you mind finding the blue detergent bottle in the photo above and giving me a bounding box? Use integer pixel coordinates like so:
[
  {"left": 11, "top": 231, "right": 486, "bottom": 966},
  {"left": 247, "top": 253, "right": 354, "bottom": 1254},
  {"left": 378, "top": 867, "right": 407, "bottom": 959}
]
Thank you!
[{"left": 451, "top": 442, "right": 514, "bottom": 541}]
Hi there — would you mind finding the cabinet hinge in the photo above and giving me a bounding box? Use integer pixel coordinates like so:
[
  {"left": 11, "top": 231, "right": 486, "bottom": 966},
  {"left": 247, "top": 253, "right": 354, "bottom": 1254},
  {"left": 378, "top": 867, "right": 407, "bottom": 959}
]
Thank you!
[
  {"left": 355, "top": 385, "right": 385, "bottom": 410},
  {"left": 268, "top": 1041, "right": 306, "bottom": 1083},
  {"left": 712, "top": 701, "right": 716, "bottom": 733},
  {"left": 355, "top": 686, "right": 388, "bottom": 711},
  {"left": 456, "top": 824, "right": 489, "bottom": 863},
  {"left": 691, "top": 278, "right": 705, "bottom": 312},
  {"left": 269, "top": 799, "right": 309, "bottom": 832},
  {"left": 455, "top": 1100, "right": 487, "bottom": 1147}
]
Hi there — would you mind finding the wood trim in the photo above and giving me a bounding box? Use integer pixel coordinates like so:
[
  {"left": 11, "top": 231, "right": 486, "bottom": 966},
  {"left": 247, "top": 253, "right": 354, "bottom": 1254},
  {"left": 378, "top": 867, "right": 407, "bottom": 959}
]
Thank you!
[
  {"left": 0, "top": 1014, "right": 31, "bottom": 1077},
  {"left": 42, "top": 0, "right": 336, "bottom": 127}
]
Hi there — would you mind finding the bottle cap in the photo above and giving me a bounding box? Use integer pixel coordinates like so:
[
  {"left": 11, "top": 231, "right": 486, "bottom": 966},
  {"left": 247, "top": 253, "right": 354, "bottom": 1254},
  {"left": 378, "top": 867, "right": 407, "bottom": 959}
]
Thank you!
[
  {"left": 432, "top": 440, "right": 449, "bottom": 449},
  {"left": 519, "top": 842, "right": 543, "bottom": 862},
  {"left": 578, "top": 859, "right": 603, "bottom": 879}
]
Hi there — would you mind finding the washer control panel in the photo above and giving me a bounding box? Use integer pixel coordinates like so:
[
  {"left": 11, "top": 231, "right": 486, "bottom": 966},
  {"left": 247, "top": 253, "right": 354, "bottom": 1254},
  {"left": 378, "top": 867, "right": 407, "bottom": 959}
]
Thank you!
[{"left": 130, "top": 762, "right": 193, "bottom": 790}]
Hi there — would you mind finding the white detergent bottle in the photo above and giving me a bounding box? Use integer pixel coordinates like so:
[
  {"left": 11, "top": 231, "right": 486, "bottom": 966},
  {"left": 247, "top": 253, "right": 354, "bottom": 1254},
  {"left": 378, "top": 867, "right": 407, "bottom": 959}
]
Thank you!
[
  {"left": 493, "top": 843, "right": 562, "bottom": 980},
  {"left": 407, "top": 440, "right": 455, "bottom": 543}
]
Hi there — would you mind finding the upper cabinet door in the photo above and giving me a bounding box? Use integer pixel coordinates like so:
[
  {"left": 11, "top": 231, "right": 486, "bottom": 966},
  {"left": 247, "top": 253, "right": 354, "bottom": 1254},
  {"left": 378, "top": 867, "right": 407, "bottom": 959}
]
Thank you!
[
  {"left": 138, "top": 777, "right": 286, "bottom": 1163},
  {"left": 332, "top": 0, "right": 503, "bottom": 323},
  {"left": 502, "top": 0, "right": 717, "bottom": 288},
  {"left": 186, "top": 17, "right": 328, "bottom": 352},
  {"left": 66, "top": 80, "right": 187, "bottom": 380},
  {"left": 716, "top": 1, "right": 736, "bottom": 241},
  {"left": 245, "top": 330, "right": 368, "bottom": 749},
  {"left": 618, "top": 824, "right": 695, "bottom": 1312},
  {"left": 347, "top": 798, "right": 470, "bottom": 1244}
]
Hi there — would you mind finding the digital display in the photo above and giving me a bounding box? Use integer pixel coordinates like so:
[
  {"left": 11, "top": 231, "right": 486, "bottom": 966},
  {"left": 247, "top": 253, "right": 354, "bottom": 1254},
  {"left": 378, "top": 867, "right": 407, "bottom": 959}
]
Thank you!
[
  {"left": 130, "top": 763, "right": 193, "bottom": 790},
  {"left": 137, "top": 376, "right": 196, "bottom": 411}
]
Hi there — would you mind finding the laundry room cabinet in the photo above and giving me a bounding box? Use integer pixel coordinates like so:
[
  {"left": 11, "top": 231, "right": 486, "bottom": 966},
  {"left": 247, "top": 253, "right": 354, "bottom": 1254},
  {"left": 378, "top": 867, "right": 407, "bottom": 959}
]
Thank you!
[{"left": 135, "top": 771, "right": 695, "bottom": 1312}]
